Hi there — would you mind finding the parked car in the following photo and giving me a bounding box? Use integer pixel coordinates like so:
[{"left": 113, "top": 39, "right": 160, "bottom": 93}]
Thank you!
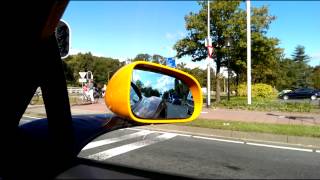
[
  {"left": 278, "top": 89, "right": 292, "bottom": 96},
  {"left": 278, "top": 88, "right": 320, "bottom": 100},
  {"left": 186, "top": 91, "right": 194, "bottom": 115}
]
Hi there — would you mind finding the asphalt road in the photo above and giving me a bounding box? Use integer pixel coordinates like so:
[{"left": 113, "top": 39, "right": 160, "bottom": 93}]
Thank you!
[
  {"left": 19, "top": 116, "right": 320, "bottom": 179},
  {"left": 77, "top": 127, "right": 320, "bottom": 179},
  {"left": 166, "top": 103, "right": 189, "bottom": 118}
]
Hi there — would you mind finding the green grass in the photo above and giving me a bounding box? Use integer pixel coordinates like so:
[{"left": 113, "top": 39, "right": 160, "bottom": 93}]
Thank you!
[
  {"left": 212, "top": 96, "right": 319, "bottom": 113},
  {"left": 178, "top": 119, "right": 320, "bottom": 138}
]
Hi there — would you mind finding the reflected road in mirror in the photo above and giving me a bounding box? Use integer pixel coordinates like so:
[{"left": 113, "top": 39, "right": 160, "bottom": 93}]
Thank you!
[{"left": 130, "top": 69, "right": 194, "bottom": 119}]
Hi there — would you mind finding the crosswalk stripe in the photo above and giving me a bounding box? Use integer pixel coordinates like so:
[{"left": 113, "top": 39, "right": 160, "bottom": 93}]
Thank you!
[
  {"left": 86, "top": 133, "right": 177, "bottom": 161},
  {"left": 82, "top": 130, "right": 153, "bottom": 150}
]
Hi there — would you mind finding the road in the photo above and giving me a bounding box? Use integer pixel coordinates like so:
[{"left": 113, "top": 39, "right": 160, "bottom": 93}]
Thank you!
[
  {"left": 77, "top": 127, "right": 320, "bottom": 179},
  {"left": 20, "top": 116, "right": 320, "bottom": 179},
  {"left": 166, "top": 103, "right": 189, "bottom": 118}
]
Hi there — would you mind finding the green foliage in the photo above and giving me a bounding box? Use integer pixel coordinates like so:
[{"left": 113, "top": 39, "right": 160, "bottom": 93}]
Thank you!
[
  {"left": 63, "top": 52, "right": 123, "bottom": 87},
  {"left": 237, "top": 83, "right": 277, "bottom": 98},
  {"left": 311, "top": 66, "right": 320, "bottom": 89},
  {"left": 133, "top": 53, "right": 166, "bottom": 65},
  {"left": 181, "top": 119, "right": 320, "bottom": 138},
  {"left": 174, "top": 1, "right": 282, "bottom": 102},
  {"left": 216, "top": 97, "right": 317, "bottom": 113}
]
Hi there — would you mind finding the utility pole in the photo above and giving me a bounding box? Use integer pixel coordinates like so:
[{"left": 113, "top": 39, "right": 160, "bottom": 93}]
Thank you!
[
  {"left": 206, "top": 0, "right": 211, "bottom": 108},
  {"left": 246, "top": 0, "right": 252, "bottom": 105}
]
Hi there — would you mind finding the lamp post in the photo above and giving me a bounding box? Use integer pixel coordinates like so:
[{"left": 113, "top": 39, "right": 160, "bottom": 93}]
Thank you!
[
  {"left": 206, "top": 0, "right": 211, "bottom": 108},
  {"left": 246, "top": 0, "right": 252, "bottom": 105},
  {"left": 226, "top": 38, "right": 232, "bottom": 101}
]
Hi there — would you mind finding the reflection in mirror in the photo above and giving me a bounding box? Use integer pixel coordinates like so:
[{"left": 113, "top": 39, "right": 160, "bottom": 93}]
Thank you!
[{"left": 130, "top": 69, "right": 194, "bottom": 119}]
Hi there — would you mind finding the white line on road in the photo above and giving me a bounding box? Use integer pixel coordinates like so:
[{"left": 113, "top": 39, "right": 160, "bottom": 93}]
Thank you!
[
  {"left": 193, "top": 136, "right": 243, "bottom": 144},
  {"left": 201, "top": 111, "right": 208, "bottom": 114},
  {"left": 86, "top": 133, "right": 177, "bottom": 161},
  {"left": 82, "top": 130, "right": 153, "bottom": 150},
  {"left": 126, "top": 127, "right": 317, "bottom": 153},
  {"left": 126, "top": 127, "right": 192, "bottom": 137},
  {"left": 22, "top": 115, "right": 41, "bottom": 119},
  {"left": 246, "top": 142, "right": 313, "bottom": 152}
]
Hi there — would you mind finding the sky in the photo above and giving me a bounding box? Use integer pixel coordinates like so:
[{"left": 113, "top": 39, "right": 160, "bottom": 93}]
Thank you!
[
  {"left": 62, "top": 1, "right": 320, "bottom": 69},
  {"left": 133, "top": 70, "right": 175, "bottom": 93}
]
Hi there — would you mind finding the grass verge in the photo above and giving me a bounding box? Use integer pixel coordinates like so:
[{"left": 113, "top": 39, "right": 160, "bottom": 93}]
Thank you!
[
  {"left": 178, "top": 119, "right": 320, "bottom": 138},
  {"left": 213, "top": 96, "right": 319, "bottom": 113}
]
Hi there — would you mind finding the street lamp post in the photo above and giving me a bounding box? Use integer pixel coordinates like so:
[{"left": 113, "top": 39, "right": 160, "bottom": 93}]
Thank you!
[
  {"left": 246, "top": 0, "right": 252, "bottom": 105},
  {"left": 226, "top": 38, "right": 231, "bottom": 101},
  {"left": 206, "top": 0, "right": 211, "bottom": 108}
]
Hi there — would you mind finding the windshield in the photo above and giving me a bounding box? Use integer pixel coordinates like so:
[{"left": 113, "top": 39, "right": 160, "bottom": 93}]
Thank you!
[{"left": 22, "top": 1, "right": 320, "bottom": 179}]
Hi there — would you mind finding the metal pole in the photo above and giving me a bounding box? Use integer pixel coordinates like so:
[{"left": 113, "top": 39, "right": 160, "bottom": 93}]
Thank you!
[
  {"left": 227, "top": 51, "right": 230, "bottom": 101},
  {"left": 207, "top": 0, "right": 211, "bottom": 108},
  {"left": 246, "top": 0, "right": 252, "bottom": 105}
]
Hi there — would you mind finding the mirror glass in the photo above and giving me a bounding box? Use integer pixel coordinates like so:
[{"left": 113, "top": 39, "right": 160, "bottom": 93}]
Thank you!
[
  {"left": 55, "top": 20, "right": 70, "bottom": 59},
  {"left": 130, "top": 69, "right": 194, "bottom": 119}
]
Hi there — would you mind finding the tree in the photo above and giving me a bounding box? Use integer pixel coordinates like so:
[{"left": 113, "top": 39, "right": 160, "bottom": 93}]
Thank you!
[
  {"left": 63, "top": 52, "right": 123, "bottom": 87},
  {"left": 133, "top": 53, "right": 151, "bottom": 61},
  {"left": 291, "top": 45, "right": 312, "bottom": 88},
  {"left": 311, "top": 66, "right": 320, "bottom": 89},
  {"left": 292, "top": 45, "right": 310, "bottom": 63},
  {"left": 174, "top": 1, "right": 281, "bottom": 102}
]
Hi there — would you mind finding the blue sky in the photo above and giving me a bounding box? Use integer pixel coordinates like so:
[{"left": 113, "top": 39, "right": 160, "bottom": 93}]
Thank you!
[
  {"left": 133, "top": 70, "right": 175, "bottom": 94},
  {"left": 62, "top": 1, "right": 320, "bottom": 69}
]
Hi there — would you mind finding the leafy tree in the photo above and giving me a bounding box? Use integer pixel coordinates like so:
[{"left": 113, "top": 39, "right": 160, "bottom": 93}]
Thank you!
[
  {"left": 291, "top": 45, "right": 312, "bottom": 88},
  {"left": 311, "top": 66, "right": 320, "bottom": 89},
  {"left": 292, "top": 45, "right": 310, "bottom": 63},
  {"left": 63, "top": 52, "right": 123, "bottom": 87},
  {"left": 174, "top": 1, "right": 281, "bottom": 102},
  {"left": 135, "top": 80, "right": 144, "bottom": 90},
  {"left": 133, "top": 53, "right": 151, "bottom": 61}
]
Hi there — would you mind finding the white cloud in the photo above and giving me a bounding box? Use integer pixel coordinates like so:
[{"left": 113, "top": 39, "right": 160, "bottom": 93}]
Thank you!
[
  {"left": 165, "top": 31, "right": 186, "bottom": 41},
  {"left": 144, "top": 80, "right": 151, "bottom": 87},
  {"left": 132, "top": 70, "right": 141, "bottom": 82},
  {"left": 165, "top": 33, "right": 176, "bottom": 40},
  {"left": 155, "top": 75, "right": 175, "bottom": 93}
]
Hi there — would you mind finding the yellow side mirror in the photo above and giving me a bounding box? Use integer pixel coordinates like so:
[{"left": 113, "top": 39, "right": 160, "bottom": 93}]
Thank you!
[{"left": 105, "top": 61, "right": 203, "bottom": 124}]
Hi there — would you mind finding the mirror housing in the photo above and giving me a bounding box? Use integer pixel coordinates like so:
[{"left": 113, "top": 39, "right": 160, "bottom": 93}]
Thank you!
[
  {"left": 55, "top": 19, "right": 70, "bottom": 59},
  {"left": 105, "top": 61, "right": 203, "bottom": 124}
]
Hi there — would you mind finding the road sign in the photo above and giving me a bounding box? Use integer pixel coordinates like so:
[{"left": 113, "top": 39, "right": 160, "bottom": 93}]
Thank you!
[
  {"left": 166, "top": 57, "right": 176, "bottom": 68},
  {"left": 79, "top": 72, "right": 86, "bottom": 79},
  {"left": 78, "top": 78, "right": 87, "bottom": 83}
]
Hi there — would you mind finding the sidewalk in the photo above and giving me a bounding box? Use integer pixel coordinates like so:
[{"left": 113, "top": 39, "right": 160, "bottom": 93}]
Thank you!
[
  {"left": 24, "top": 102, "right": 320, "bottom": 149},
  {"left": 200, "top": 107, "right": 320, "bottom": 126}
]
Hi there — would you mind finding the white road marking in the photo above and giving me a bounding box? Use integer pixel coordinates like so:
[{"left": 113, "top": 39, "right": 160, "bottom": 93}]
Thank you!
[
  {"left": 113, "top": 128, "right": 318, "bottom": 153},
  {"left": 22, "top": 115, "right": 41, "bottom": 119},
  {"left": 87, "top": 133, "right": 177, "bottom": 161},
  {"left": 246, "top": 142, "right": 313, "bottom": 152},
  {"left": 201, "top": 111, "right": 208, "bottom": 114},
  {"left": 193, "top": 136, "right": 243, "bottom": 144},
  {"left": 82, "top": 130, "right": 153, "bottom": 150},
  {"left": 126, "top": 127, "right": 191, "bottom": 137}
]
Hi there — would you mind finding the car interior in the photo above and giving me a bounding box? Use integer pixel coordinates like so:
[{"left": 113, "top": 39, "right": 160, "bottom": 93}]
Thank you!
[{"left": 1, "top": 0, "right": 198, "bottom": 179}]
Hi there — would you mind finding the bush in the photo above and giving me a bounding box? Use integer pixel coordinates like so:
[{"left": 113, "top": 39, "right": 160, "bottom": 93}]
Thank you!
[{"left": 237, "top": 83, "right": 277, "bottom": 98}]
